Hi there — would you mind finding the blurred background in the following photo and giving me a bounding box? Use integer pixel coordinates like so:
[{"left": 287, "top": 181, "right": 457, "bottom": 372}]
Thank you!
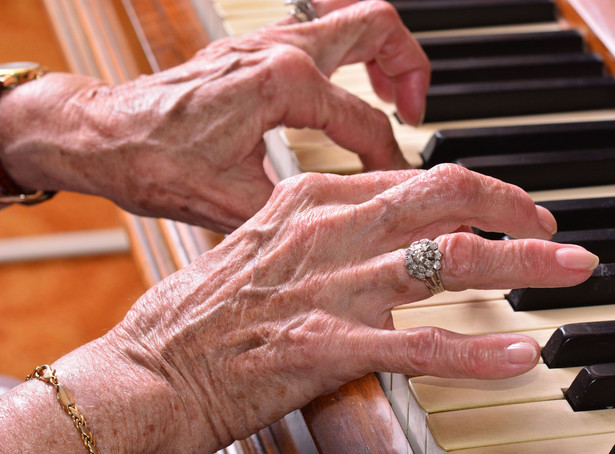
[{"left": 0, "top": 0, "right": 146, "bottom": 381}]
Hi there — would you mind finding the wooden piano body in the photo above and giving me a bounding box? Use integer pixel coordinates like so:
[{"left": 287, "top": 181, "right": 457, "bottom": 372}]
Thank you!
[{"left": 40, "top": 0, "right": 615, "bottom": 452}]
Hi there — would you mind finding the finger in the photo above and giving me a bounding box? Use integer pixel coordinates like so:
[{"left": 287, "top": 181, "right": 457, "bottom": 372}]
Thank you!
[
  {"left": 353, "top": 326, "right": 541, "bottom": 380},
  {"left": 268, "top": 170, "right": 425, "bottom": 209},
  {"left": 271, "top": 48, "right": 408, "bottom": 170},
  {"left": 349, "top": 233, "right": 599, "bottom": 310},
  {"left": 267, "top": 1, "right": 431, "bottom": 125},
  {"left": 358, "top": 164, "right": 557, "bottom": 251}
]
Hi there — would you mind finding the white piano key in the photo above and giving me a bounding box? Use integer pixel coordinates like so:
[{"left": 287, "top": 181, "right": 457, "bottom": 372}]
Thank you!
[
  {"left": 393, "top": 299, "right": 615, "bottom": 335},
  {"left": 409, "top": 364, "right": 580, "bottom": 413},
  {"left": 426, "top": 399, "right": 615, "bottom": 452},
  {"left": 447, "top": 432, "right": 615, "bottom": 454}
]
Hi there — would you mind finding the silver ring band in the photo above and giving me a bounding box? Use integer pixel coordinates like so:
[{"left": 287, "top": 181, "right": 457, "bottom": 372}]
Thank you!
[
  {"left": 404, "top": 239, "right": 445, "bottom": 295},
  {"left": 285, "top": 0, "right": 319, "bottom": 22}
]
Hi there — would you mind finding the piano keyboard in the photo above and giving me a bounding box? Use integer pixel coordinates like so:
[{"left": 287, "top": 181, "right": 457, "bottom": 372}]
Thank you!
[{"left": 190, "top": 0, "right": 615, "bottom": 452}]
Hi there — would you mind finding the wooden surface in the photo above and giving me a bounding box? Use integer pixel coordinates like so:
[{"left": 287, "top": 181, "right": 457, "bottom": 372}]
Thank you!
[
  {"left": 0, "top": 0, "right": 146, "bottom": 380},
  {"left": 557, "top": 0, "right": 615, "bottom": 74},
  {"left": 302, "top": 373, "right": 411, "bottom": 453}
]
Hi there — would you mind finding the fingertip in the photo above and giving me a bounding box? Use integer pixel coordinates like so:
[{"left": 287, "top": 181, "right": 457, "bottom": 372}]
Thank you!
[
  {"left": 468, "top": 334, "right": 540, "bottom": 379},
  {"left": 555, "top": 246, "right": 600, "bottom": 272},
  {"left": 505, "top": 341, "right": 540, "bottom": 366},
  {"left": 394, "top": 70, "right": 429, "bottom": 127},
  {"left": 536, "top": 205, "right": 557, "bottom": 238}
]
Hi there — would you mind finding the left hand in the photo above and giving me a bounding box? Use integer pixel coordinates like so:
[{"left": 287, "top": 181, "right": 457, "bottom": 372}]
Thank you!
[{"left": 0, "top": 1, "right": 429, "bottom": 232}]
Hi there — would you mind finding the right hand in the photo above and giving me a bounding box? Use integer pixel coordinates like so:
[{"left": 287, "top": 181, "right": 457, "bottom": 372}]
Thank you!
[{"left": 101, "top": 165, "right": 596, "bottom": 452}]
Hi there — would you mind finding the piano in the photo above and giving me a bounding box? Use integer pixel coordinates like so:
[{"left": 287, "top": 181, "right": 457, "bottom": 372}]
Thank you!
[{"left": 40, "top": 0, "right": 615, "bottom": 452}]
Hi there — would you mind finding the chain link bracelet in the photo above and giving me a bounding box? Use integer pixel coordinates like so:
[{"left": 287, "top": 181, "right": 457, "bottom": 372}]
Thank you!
[{"left": 26, "top": 365, "right": 100, "bottom": 454}]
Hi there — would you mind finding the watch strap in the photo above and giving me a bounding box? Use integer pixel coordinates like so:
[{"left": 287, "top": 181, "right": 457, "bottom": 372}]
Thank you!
[
  {"left": 1, "top": 62, "right": 56, "bottom": 205},
  {"left": 0, "top": 161, "right": 57, "bottom": 205}
]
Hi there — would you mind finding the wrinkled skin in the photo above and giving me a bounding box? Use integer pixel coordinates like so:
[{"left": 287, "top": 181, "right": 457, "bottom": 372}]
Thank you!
[
  {"left": 0, "top": 2, "right": 600, "bottom": 453},
  {"left": 0, "top": 0, "right": 429, "bottom": 232},
  {"left": 55, "top": 165, "right": 592, "bottom": 453}
]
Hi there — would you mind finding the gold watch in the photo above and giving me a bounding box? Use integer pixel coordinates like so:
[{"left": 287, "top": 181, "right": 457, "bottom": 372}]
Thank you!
[
  {"left": 1, "top": 61, "right": 56, "bottom": 205},
  {"left": 0, "top": 61, "right": 47, "bottom": 89}
]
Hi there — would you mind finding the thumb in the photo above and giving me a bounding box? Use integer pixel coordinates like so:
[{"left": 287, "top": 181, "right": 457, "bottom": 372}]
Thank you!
[{"left": 362, "top": 327, "right": 540, "bottom": 380}]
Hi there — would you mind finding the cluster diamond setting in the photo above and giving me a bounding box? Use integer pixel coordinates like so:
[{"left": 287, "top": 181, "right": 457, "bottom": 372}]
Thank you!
[{"left": 404, "top": 239, "right": 444, "bottom": 294}]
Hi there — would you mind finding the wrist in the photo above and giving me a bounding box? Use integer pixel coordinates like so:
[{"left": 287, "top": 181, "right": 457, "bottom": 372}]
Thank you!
[
  {"left": 52, "top": 334, "right": 192, "bottom": 454},
  {"left": 112, "top": 270, "right": 236, "bottom": 451},
  {"left": 0, "top": 62, "right": 56, "bottom": 204},
  {"left": 0, "top": 73, "right": 108, "bottom": 196}
]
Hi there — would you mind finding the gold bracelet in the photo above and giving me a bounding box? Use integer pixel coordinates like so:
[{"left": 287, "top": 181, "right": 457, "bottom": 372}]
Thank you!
[{"left": 26, "top": 365, "right": 101, "bottom": 454}]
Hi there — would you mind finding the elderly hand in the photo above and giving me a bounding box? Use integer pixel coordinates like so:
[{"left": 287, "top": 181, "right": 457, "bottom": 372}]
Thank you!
[
  {"left": 57, "top": 165, "right": 594, "bottom": 453},
  {"left": 0, "top": 1, "right": 429, "bottom": 232}
]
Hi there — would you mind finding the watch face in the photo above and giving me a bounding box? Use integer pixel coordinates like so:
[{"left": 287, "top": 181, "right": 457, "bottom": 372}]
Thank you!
[
  {"left": 0, "top": 62, "right": 43, "bottom": 88},
  {"left": 0, "top": 61, "right": 38, "bottom": 72}
]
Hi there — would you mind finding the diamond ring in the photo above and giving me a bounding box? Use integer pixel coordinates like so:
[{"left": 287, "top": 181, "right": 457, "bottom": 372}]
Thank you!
[
  {"left": 285, "top": 0, "right": 319, "bottom": 22},
  {"left": 404, "top": 239, "right": 444, "bottom": 295}
]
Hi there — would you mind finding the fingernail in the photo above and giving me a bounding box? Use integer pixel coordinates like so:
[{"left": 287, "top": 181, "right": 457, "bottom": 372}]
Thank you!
[
  {"left": 556, "top": 247, "right": 599, "bottom": 271},
  {"left": 417, "top": 108, "right": 425, "bottom": 127},
  {"left": 537, "top": 206, "right": 557, "bottom": 236},
  {"left": 505, "top": 342, "right": 538, "bottom": 364}
]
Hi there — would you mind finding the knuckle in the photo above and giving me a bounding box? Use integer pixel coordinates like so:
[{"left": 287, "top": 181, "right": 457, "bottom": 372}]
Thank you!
[
  {"left": 274, "top": 172, "right": 332, "bottom": 202},
  {"left": 438, "top": 232, "right": 482, "bottom": 285},
  {"left": 263, "top": 44, "right": 317, "bottom": 82},
  {"left": 361, "top": 0, "right": 400, "bottom": 23},
  {"left": 405, "top": 327, "right": 444, "bottom": 370},
  {"left": 420, "top": 164, "right": 502, "bottom": 215},
  {"left": 283, "top": 312, "right": 340, "bottom": 369},
  {"left": 425, "top": 163, "right": 478, "bottom": 197}
]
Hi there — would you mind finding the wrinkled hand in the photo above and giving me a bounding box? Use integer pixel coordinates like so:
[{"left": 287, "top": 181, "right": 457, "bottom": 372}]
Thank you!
[
  {"left": 0, "top": 1, "right": 429, "bottom": 232},
  {"left": 110, "top": 165, "right": 597, "bottom": 451}
]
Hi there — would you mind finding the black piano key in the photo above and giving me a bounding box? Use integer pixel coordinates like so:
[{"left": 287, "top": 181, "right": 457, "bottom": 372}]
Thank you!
[
  {"left": 418, "top": 30, "right": 584, "bottom": 60},
  {"left": 552, "top": 229, "right": 615, "bottom": 263},
  {"left": 430, "top": 53, "right": 605, "bottom": 85},
  {"left": 542, "top": 321, "right": 615, "bottom": 368},
  {"left": 391, "top": 0, "right": 556, "bottom": 32},
  {"left": 424, "top": 77, "right": 615, "bottom": 122},
  {"left": 538, "top": 197, "right": 615, "bottom": 232},
  {"left": 421, "top": 120, "right": 615, "bottom": 168},
  {"left": 507, "top": 263, "right": 615, "bottom": 311},
  {"left": 455, "top": 149, "right": 615, "bottom": 191},
  {"left": 566, "top": 363, "right": 615, "bottom": 411},
  {"left": 475, "top": 196, "right": 615, "bottom": 241}
]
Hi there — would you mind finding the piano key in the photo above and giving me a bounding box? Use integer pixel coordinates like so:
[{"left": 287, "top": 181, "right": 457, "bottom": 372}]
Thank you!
[
  {"left": 390, "top": 0, "right": 556, "bottom": 33},
  {"left": 478, "top": 195, "right": 615, "bottom": 240},
  {"left": 507, "top": 263, "right": 615, "bottom": 311},
  {"left": 566, "top": 363, "right": 615, "bottom": 411},
  {"left": 455, "top": 149, "right": 615, "bottom": 191},
  {"left": 551, "top": 228, "right": 615, "bottom": 263},
  {"left": 539, "top": 197, "right": 615, "bottom": 232},
  {"left": 392, "top": 299, "right": 615, "bottom": 335},
  {"left": 421, "top": 120, "right": 615, "bottom": 168},
  {"left": 426, "top": 399, "right": 615, "bottom": 452},
  {"left": 403, "top": 364, "right": 577, "bottom": 451},
  {"left": 424, "top": 77, "right": 615, "bottom": 122},
  {"left": 430, "top": 53, "right": 606, "bottom": 85},
  {"left": 445, "top": 433, "right": 615, "bottom": 454},
  {"left": 418, "top": 30, "right": 585, "bottom": 60},
  {"left": 542, "top": 320, "right": 615, "bottom": 368},
  {"left": 410, "top": 364, "right": 578, "bottom": 413}
]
